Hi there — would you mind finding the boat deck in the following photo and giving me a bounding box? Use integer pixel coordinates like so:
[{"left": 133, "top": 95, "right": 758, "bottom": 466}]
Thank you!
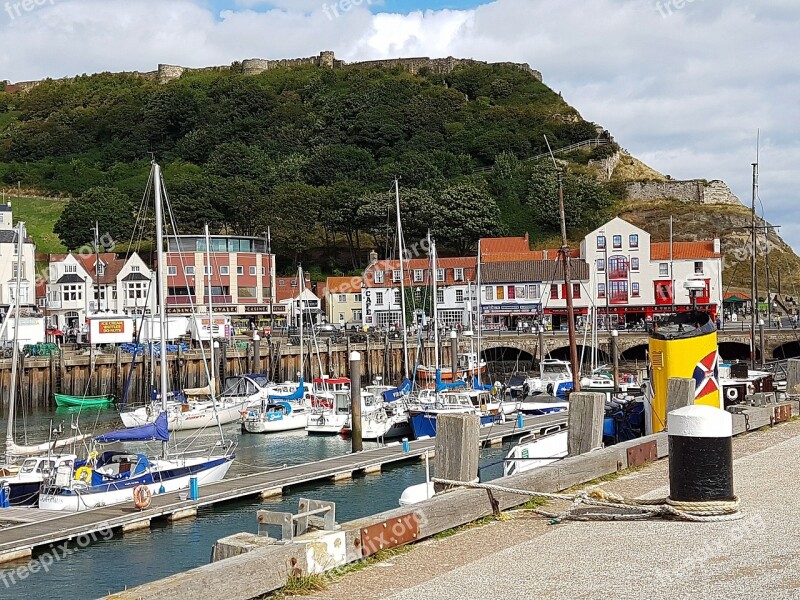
[{"left": 0, "top": 414, "right": 566, "bottom": 564}]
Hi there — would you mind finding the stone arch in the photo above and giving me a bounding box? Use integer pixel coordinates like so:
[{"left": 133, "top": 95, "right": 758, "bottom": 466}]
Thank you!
[
  {"left": 548, "top": 344, "right": 610, "bottom": 366},
  {"left": 481, "top": 346, "right": 535, "bottom": 375},
  {"left": 718, "top": 341, "right": 753, "bottom": 361},
  {"left": 619, "top": 344, "right": 649, "bottom": 361},
  {"left": 773, "top": 341, "right": 800, "bottom": 360}
]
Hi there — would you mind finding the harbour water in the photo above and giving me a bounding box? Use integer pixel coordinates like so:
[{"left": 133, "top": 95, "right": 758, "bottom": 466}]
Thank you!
[{"left": 0, "top": 408, "right": 511, "bottom": 599}]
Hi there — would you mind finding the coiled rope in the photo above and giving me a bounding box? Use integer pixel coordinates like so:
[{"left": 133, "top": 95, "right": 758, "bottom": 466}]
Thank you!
[{"left": 431, "top": 478, "right": 742, "bottom": 523}]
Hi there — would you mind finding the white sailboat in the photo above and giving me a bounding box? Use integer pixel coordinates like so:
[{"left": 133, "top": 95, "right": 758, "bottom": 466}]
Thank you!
[{"left": 39, "top": 161, "right": 235, "bottom": 512}]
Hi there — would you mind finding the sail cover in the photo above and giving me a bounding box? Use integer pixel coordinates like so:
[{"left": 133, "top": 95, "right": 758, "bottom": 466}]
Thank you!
[
  {"left": 435, "top": 370, "right": 467, "bottom": 393},
  {"left": 473, "top": 375, "right": 494, "bottom": 392},
  {"left": 269, "top": 377, "right": 305, "bottom": 401},
  {"left": 383, "top": 378, "right": 412, "bottom": 403},
  {"left": 95, "top": 412, "right": 170, "bottom": 443}
]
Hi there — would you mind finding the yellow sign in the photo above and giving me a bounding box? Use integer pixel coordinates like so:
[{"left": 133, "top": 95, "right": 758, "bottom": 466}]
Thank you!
[{"left": 99, "top": 321, "right": 125, "bottom": 334}]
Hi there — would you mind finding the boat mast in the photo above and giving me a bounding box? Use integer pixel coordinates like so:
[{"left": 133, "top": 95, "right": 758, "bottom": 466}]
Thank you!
[
  {"left": 476, "top": 238, "right": 483, "bottom": 386},
  {"left": 395, "top": 178, "right": 409, "bottom": 380},
  {"left": 545, "top": 136, "right": 580, "bottom": 392},
  {"left": 750, "top": 160, "right": 759, "bottom": 369},
  {"left": 94, "top": 221, "right": 100, "bottom": 313},
  {"left": 153, "top": 162, "right": 169, "bottom": 459},
  {"left": 5, "top": 221, "right": 24, "bottom": 463},
  {"left": 298, "top": 265, "right": 304, "bottom": 381},
  {"left": 204, "top": 223, "right": 216, "bottom": 394},
  {"left": 431, "top": 234, "right": 440, "bottom": 374}
]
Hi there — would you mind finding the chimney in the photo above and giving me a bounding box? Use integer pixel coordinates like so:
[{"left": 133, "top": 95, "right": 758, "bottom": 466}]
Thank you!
[
  {"left": 713, "top": 235, "right": 721, "bottom": 255},
  {"left": 369, "top": 249, "right": 378, "bottom": 266},
  {"left": 524, "top": 232, "right": 529, "bottom": 245}
]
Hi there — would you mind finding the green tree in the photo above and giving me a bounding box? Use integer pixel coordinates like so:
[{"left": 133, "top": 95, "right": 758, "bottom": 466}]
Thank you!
[
  {"left": 435, "top": 184, "right": 502, "bottom": 254},
  {"left": 54, "top": 186, "right": 134, "bottom": 250}
]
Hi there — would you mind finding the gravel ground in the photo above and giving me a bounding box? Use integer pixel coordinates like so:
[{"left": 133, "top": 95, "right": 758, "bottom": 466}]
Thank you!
[{"left": 306, "top": 420, "right": 800, "bottom": 600}]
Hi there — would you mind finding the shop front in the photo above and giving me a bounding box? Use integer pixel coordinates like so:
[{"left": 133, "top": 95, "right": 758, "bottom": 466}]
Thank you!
[{"left": 481, "top": 303, "right": 542, "bottom": 331}]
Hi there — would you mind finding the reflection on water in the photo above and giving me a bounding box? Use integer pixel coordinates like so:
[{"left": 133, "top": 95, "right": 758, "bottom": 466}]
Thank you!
[{"left": 0, "top": 408, "right": 513, "bottom": 599}]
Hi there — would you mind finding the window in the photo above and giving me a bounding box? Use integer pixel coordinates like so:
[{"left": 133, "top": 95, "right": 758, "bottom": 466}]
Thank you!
[
  {"left": 608, "top": 256, "right": 628, "bottom": 279},
  {"left": 485, "top": 287, "right": 493, "bottom": 301},
  {"left": 338, "top": 313, "right": 345, "bottom": 323},
  {"left": 168, "top": 266, "right": 177, "bottom": 276},
  {"left": 454, "top": 268, "right": 464, "bottom": 281},
  {"left": 394, "top": 290, "right": 401, "bottom": 305},
  {"left": 573, "top": 283, "right": 581, "bottom": 299},
  {"left": 291, "top": 279, "right": 297, "bottom": 287},
  {"left": 392, "top": 270, "right": 401, "bottom": 283},
  {"left": 185, "top": 266, "right": 195, "bottom": 276},
  {"left": 263, "top": 287, "right": 272, "bottom": 299},
  {"left": 127, "top": 282, "right": 146, "bottom": 300},
  {"left": 220, "top": 266, "right": 230, "bottom": 276},
  {"left": 596, "top": 259, "right": 605, "bottom": 272},
  {"left": 131, "top": 265, "right": 140, "bottom": 273},
  {"left": 631, "top": 258, "right": 640, "bottom": 272},
  {"left": 203, "top": 266, "right": 212, "bottom": 276},
  {"left": 354, "top": 294, "right": 362, "bottom": 303},
  {"left": 436, "top": 289, "right": 444, "bottom": 304},
  {"left": 374, "top": 270, "right": 385, "bottom": 284},
  {"left": 279, "top": 279, "right": 285, "bottom": 286},
  {"left": 338, "top": 294, "right": 347, "bottom": 303},
  {"left": 456, "top": 289, "right": 464, "bottom": 303},
  {"left": 597, "top": 235, "right": 606, "bottom": 250},
  {"left": 11, "top": 263, "right": 23, "bottom": 279},
  {"left": 353, "top": 309, "right": 362, "bottom": 321},
  {"left": 516, "top": 286, "right": 526, "bottom": 299},
  {"left": 694, "top": 261, "right": 704, "bottom": 275},
  {"left": 632, "top": 282, "right": 640, "bottom": 297},
  {"left": 527, "top": 284, "right": 540, "bottom": 299},
  {"left": 375, "top": 292, "right": 384, "bottom": 305},
  {"left": 413, "top": 269, "right": 423, "bottom": 283},
  {"left": 237, "top": 266, "right": 244, "bottom": 276},
  {"left": 261, "top": 267, "right": 266, "bottom": 276},
  {"left": 65, "top": 264, "right": 77, "bottom": 274},
  {"left": 629, "top": 234, "right": 639, "bottom": 249},
  {"left": 508, "top": 286, "right": 516, "bottom": 300},
  {"left": 598, "top": 283, "right": 606, "bottom": 299},
  {"left": 249, "top": 266, "right": 257, "bottom": 276},
  {"left": 97, "top": 262, "right": 105, "bottom": 277},
  {"left": 550, "top": 284, "right": 559, "bottom": 299},
  {"left": 609, "top": 280, "right": 628, "bottom": 304},
  {"left": 238, "top": 287, "right": 256, "bottom": 298},
  {"left": 496, "top": 286, "right": 505, "bottom": 300},
  {"left": 612, "top": 235, "right": 622, "bottom": 249},
  {"left": 436, "top": 268, "right": 445, "bottom": 282},
  {"left": 659, "top": 263, "right": 669, "bottom": 277}
]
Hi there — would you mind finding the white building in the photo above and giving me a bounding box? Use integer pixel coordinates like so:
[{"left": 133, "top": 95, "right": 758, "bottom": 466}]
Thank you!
[
  {"left": 0, "top": 202, "right": 36, "bottom": 315},
  {"left": 45, "top": 252, "right": 156, "bottom": 329},
  {"left": 361, "top": 250, "right": 477, "bottom": 329},
  {"left": 580, "top": 217, "right": 722, "bottom": 324}
]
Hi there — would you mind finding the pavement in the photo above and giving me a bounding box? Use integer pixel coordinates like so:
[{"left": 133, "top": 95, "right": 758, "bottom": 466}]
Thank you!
[{"left": 307, "top": 419, "right": 800, "bottom": 600}]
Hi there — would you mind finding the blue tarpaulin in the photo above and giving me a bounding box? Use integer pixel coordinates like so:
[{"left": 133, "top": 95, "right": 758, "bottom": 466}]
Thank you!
[
  {"left": 95, "top": 412, "right": 170, "bottom": 443},
  {"left": 435, "top": 370, "right": 467, "bottom": 393},
  {"left": 383, "top": 378, "right": 412, "bottom": 403},
  {"left": 472, "top": 375, "right": 493, "bottom": 392}
]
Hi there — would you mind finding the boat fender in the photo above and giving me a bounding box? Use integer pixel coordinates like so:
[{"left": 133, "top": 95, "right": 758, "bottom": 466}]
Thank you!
[
  {"left": 74, "top": 466, "right": 93, "bottom": 483},
  {"left": 133, "top": 485, "right": 152, "bottom": 510},
  {"left": 725, "top": 387, "right": 739, "bottom": 401},
  {"left": 746, "top": 384, "right": 755, "bottom": 395},
  {"left": 546, "top": 383, "right": 554, "bottom": 395}
]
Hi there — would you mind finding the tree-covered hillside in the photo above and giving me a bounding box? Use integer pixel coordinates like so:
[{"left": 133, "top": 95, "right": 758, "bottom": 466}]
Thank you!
[{"left": 0, "top": 64, "right": 618, "bottom": 271}]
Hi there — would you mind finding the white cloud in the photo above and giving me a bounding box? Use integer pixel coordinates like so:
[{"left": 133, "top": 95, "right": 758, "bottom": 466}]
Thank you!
[{"left": 1, "top": 0, "right": 797, "bottom": 248}]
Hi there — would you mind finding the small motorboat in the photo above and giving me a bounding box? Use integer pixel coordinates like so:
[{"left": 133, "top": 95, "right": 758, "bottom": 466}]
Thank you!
[{"left": 54, "top": 394, "right": 115, "bottom": 409}]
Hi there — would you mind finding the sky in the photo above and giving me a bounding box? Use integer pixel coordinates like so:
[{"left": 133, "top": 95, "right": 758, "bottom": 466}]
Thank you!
[{"left": 1, "top": 0, "right": 797, "bottom": 249}]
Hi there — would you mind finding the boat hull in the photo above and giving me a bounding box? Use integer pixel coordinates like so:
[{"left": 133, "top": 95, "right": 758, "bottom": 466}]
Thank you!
[
  {"left": 54, "top": 394, "right": 114, "bottom": 408},
  {"left": 38, "top": 456, "right": 233, "bottom": 512},
  {"left": 305, "top": 413, "right": 348, "bottom": 435},
  {"left": 120, "top": 402, "right": 247, "bottom": 431},
  {"left": 409, "top": 411, "right": 498, "bottom": 439},
  {"left": 242, "top": 411, "right": 307, "bottom": 434}
]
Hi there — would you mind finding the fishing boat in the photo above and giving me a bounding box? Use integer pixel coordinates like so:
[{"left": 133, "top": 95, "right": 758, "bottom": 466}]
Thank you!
[
  {"left": 39, "top": 162, "right": 235, "bottom": 512},
  {"left": 521, "top": 359, "right": 574, "bottom": 398},
  {"left": 54, "top": 393, "right": 115, "bottom": 409}
]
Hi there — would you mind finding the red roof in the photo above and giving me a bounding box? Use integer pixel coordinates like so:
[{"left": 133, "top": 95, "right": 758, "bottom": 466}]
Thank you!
[
  {"left": 49, "top": 252, "right": 129, "bottom": 284},
  {"left": 724, "top": 291, "right": 751, "bottom": 301},
  {"left": 364, "top": 257, "right": 477, "bottom": 287},
  {"left": 275, "top": 275, "right": 312, "bottom": 302},
  {"left": 650, "top": 241, "right": 720, "bottom": 260},
  {"left": 480, "top": 235, "right": 530, "bottom": 257},
  {"left": 484, "top": 249, "right": 560, "bottom": 262},
  {"left": 326, "top": 276, "right": 362, "bottom": 294}
]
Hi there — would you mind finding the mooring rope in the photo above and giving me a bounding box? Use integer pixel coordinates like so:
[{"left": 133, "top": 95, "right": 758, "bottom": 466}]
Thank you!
[{"left": 431, "top": 478, "right": 742, "bottom": 523}]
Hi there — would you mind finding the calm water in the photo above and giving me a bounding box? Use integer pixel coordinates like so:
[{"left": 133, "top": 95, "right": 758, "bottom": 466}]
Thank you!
[{"left": 0, "top": 408, "right": 510, "bottom": 599}]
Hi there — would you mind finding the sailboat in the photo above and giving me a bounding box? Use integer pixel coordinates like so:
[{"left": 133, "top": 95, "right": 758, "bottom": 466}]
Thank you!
[
  {"left": 38, "top": 161, "right": 235, "bottom": 512},
  {"left": 0, "top": 223, "right": 85, "bottom": 506},
  {"left": 119, "top": 224, "right": 250, "bottom": 431}
]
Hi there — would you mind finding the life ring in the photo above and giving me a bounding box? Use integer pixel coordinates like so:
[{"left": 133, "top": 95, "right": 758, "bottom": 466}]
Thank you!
[
  {"left": 133, "top": 485, "right": 152, "bottom": 510},
  {"left": 74, "top": 466, "right": 92, "bottom": 483},
  {"left": 726, "top": 387, "right": 739, "bottom": 401}
]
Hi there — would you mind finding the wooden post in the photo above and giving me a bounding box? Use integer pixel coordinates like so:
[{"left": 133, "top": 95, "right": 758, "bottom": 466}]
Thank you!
[
  {"left": 115, "top": 346, "right": 123, "bottom": 400},
  {"left": 434, "top": 413, "right": 480, "bottom": 493},
  {"left": 538, "top": 326, "right": 546, "bottom": 366},
  {"left": 666, "top": 377, "right": 695, "bottom": 418},
  {"left": 450, "top": 330, "right": 458, "bottom": 383},
  {"left": 787, "top": 358, "right": 800, "bottom": 396},
  {"left": 220, "top": 340, "right": 228, "bottom": 385},
  {"left": 567, "top": 392, "right": 605, "bottom": 456},
  {"left": 253, "top": 335, "right": 261, "bottom": 375},
  {"left": 350, "top": 352, "right": 363, "bottom": 453},
  {"left": 759, "top": 319, "right": 766, "bottom": 368}
]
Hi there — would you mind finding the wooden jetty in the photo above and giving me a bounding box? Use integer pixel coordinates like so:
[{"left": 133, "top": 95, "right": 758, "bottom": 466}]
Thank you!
[{"left": 0, "top": 413, "right": 566, "bottom": 564}]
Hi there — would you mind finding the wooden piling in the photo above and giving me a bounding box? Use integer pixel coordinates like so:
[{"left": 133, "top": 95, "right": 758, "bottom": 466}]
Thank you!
[
  {"left": 434, "top": 413, "right": 480, "bottom": 493},
  {"left": 666, "top": 377, "right": 695, "bottom": 418},
  {"left": 787, "top": 359, "right": 800, "bottom": 396},
  {"left": 567, "top": 392, "right": 605, "bottom": 456}
]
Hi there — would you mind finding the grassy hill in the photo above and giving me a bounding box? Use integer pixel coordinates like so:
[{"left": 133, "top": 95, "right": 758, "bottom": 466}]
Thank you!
[{"left": 8, "top": 196, "right": 67, "bottom": 254}]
